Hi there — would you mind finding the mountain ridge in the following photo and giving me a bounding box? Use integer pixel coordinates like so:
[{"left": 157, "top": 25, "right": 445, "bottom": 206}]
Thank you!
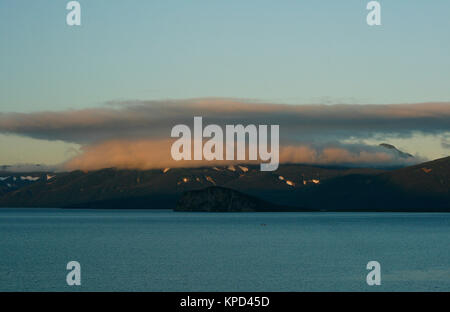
[{"left": 0, "top": 156, "right": 448, "bottom": 212}]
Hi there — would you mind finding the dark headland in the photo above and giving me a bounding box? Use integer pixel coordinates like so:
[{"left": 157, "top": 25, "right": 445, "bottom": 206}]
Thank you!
[{"left": 175, "top": 186, "right": 311, "bottom": 212}]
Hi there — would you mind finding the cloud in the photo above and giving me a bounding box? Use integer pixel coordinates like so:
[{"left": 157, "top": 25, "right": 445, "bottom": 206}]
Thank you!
[
  {"left": 441, "top": 134, "right": 450, "bottom": 149},
  {"left": 0, "top": 99, "right": 449, "bottom": 144},
  {"left": 0, "top": 98, "right": 447, "bottom": 169},
  {"left": 64, "top": 139, "right": 418, "bottom": 171}
]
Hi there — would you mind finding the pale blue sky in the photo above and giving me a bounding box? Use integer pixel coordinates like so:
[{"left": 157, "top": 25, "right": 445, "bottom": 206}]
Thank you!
[
  {"left": 1, "top": 0, "right": 449, "bottom": 113},
  {"left": 0, "top": 1, "right": 449, "bottom": 166}
]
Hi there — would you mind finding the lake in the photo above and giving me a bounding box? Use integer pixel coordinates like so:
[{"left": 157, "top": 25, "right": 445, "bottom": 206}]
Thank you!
[{"left": 0, "top": 209, "right": 449, "bottom": 291}]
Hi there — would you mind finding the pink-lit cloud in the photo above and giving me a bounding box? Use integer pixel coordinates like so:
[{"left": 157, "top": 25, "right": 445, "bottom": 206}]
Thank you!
[{"left": 0, "top": 98, "right": 447, "bottom": 170}]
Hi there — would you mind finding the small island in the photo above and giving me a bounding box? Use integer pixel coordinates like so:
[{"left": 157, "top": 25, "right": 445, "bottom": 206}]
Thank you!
[{"left": 175, "top": 186, "right": 311, "bottom": 212}]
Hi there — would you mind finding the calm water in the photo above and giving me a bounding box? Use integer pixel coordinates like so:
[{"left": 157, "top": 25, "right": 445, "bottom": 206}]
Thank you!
[{"left": 0, "top": 209, "right": 449, "bottom": 291}]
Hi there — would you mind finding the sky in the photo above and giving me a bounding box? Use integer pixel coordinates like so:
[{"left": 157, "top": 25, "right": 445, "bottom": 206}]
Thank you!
[{"left": 0, "top": 1, "right": 449, "bottom": 168}]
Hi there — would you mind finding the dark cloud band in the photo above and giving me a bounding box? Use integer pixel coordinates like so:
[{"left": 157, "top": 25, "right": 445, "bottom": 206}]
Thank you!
[{"left": 0, "top": 99, "right": 449, "bottom": 145}]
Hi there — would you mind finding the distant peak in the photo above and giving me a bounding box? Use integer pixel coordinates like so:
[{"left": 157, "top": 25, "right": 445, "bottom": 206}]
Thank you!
[
  {"left": 379, "top": 143, "right": 396, "bottom": 149},
  {"left": 379, "top": 143, "right": 413, "bottom": 158}
]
